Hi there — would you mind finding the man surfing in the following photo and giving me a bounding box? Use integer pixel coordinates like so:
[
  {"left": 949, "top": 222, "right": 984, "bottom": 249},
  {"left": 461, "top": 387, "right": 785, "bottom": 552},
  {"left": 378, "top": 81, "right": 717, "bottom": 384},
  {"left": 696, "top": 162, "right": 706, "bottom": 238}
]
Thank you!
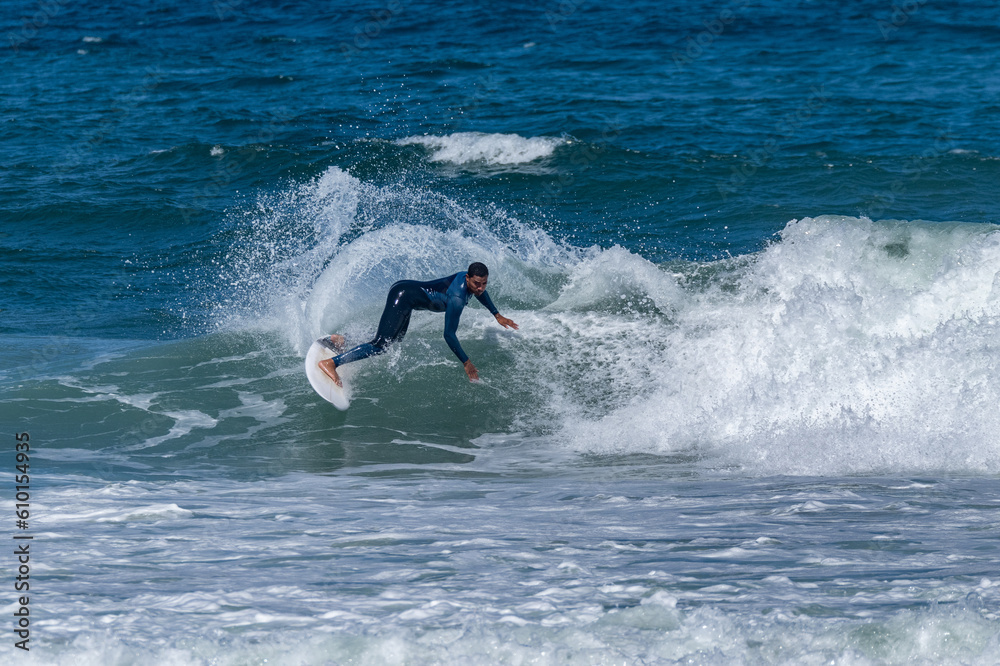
[{"left": 318, "top": 262, "right": 518, "bottom": 386}]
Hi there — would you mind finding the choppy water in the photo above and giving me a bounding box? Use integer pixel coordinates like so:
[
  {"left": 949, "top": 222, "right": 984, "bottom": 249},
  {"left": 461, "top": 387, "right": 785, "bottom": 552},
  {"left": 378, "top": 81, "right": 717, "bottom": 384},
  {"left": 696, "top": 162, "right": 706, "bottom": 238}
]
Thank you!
[{"left": 3, "top": 0, "right": 1000, "bottom": 663}]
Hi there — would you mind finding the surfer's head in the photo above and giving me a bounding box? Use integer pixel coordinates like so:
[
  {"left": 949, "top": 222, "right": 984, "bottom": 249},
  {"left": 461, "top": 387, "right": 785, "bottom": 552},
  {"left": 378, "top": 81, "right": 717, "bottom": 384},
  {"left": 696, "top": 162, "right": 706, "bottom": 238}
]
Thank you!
[{"left": 466, "top": 262, "right": 489, "bottom": 295}]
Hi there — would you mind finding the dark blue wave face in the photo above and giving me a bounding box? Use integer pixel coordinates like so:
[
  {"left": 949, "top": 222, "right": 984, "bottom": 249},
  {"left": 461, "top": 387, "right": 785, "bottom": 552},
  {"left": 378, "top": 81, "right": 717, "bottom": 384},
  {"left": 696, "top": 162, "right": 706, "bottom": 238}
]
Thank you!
[{"left": 3, "top": 0, "right": 1000, "bottom": 340}]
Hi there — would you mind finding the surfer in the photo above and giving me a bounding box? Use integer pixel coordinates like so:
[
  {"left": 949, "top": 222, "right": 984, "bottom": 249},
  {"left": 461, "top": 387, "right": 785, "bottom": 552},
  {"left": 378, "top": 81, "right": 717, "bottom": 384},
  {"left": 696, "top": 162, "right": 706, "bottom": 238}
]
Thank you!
[{"left": 318, "top": 262, "right": 519, "bottom": 386}]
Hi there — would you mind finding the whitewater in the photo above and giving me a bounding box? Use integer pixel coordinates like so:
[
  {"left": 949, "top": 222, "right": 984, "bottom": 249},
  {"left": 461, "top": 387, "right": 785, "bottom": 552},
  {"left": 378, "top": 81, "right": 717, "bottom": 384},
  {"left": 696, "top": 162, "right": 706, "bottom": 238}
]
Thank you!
[{"left": 223, "top": 166, "right": 1000, "bottom": 476}]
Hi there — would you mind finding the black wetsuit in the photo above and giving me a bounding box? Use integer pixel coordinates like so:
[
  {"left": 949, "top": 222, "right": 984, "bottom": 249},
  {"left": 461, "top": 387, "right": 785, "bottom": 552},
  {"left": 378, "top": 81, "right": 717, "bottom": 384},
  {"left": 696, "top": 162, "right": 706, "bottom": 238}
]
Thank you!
[{"left": 332, "top": 272, "right": 498, "bottom": 366}]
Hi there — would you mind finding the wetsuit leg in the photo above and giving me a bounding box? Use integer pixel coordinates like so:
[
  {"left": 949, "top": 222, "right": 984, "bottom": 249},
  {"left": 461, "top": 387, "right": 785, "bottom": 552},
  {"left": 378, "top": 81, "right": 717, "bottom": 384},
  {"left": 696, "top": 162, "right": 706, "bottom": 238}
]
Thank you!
[{"left": 332, "top": 282, "right": 428, "bottom": 366}]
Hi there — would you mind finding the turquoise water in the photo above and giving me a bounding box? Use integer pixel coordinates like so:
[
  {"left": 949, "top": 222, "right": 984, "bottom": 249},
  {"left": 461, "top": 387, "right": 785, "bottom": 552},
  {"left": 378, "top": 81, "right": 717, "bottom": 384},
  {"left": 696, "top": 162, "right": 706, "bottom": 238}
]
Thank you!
[{"left": 3, "top": 1, "right": 1000, "bottom": 663}]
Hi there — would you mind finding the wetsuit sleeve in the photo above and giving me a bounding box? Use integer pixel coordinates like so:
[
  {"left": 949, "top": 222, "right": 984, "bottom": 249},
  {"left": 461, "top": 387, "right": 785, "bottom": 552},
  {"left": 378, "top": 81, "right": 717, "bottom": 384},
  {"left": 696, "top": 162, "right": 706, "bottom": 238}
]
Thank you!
[
  {"left": 443, "top": 295, "right": 469, "bottom": 363},
  {"left": 475, "top": 290, "right": 500, "bottom": 316}
]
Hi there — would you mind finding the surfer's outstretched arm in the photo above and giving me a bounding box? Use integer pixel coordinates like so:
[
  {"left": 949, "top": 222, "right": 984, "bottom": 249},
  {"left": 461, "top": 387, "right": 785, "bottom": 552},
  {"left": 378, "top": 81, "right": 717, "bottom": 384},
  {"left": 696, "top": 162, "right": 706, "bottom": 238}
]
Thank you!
[
  {"left": 443, "top": 295, "right": 469, "bottom": 364},
  {"left": 476, "top": 290, "right": 518, "bottom": 330},
  {"left": 444, "top": 295, "right": 483, "bottom": 382}
]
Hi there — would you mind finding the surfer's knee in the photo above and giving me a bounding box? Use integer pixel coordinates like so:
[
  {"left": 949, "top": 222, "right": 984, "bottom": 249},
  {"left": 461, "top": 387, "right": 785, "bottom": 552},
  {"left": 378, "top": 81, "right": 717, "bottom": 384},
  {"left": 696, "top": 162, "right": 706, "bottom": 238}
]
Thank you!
[{"left": 388, "top": 286, "right": 409, "bottom": 307}]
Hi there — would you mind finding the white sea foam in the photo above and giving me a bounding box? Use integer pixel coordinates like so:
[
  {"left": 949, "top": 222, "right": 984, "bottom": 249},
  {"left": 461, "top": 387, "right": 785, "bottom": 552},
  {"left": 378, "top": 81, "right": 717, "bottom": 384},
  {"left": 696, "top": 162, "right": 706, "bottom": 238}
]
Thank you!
[
  {"left": 550, "top": 215, "right": 1000, "bottom": 474},
  {"left": 15, "top": 608, "right": 996, "bottom": 666},
  {"left": 396, "top": 132, "right": 565, "bottom": 165},
  {"left": 19, "top": 465, "right": 1000, "bottom": 666}
]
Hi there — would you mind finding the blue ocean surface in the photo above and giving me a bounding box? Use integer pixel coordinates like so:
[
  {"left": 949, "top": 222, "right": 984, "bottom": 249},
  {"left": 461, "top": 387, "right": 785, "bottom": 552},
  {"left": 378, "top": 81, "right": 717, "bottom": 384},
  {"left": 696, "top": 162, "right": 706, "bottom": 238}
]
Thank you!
[{"left": 3, "top": 0, "right": 1000, "bottom": 663}]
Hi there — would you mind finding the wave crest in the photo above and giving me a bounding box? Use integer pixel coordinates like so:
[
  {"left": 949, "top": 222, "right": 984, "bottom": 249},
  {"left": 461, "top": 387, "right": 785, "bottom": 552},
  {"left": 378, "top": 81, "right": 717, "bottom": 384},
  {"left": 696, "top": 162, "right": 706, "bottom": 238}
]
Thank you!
[{"left": 396, "top": 132, "right": 565, "bottom": 165}]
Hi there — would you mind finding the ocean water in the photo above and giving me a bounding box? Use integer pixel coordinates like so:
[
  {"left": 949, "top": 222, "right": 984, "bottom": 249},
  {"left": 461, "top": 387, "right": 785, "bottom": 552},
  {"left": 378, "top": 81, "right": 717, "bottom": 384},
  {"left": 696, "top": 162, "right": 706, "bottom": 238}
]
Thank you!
[{"left": 3, "top": 0, "right": 1000, "bottom": 663}]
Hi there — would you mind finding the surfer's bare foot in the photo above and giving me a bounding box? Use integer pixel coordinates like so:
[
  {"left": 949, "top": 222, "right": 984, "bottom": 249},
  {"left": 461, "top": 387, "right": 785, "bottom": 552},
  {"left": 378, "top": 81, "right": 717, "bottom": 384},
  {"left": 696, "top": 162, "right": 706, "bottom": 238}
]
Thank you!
[
  {"left": 318, "top": 358, "right": 342, "bottom": 387},
  {"left": 327, "top": 334, "right": 346, "bottom": 352}
]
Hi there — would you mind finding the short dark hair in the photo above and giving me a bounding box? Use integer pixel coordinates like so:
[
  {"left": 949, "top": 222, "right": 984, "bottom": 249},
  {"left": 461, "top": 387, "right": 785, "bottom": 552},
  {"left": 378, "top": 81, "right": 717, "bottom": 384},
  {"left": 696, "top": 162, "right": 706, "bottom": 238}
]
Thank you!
[{"left": 467, "top": 262, "right": 489, "bottom": 277}]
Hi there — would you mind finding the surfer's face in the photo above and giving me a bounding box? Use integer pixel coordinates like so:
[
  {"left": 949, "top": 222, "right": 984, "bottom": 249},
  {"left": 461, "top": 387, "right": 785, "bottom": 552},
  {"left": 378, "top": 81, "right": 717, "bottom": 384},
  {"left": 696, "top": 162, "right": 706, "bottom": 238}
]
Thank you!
[{"left": 466, "top": 274, "right": 488, "bottom": 296}]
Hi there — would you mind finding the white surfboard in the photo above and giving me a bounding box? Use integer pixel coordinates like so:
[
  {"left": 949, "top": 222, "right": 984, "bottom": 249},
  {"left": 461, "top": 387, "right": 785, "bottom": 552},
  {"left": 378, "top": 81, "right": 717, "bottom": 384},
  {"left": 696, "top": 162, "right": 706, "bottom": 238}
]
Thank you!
[{"left": 305, "top": 337, "right": 350, "bottom": 410}]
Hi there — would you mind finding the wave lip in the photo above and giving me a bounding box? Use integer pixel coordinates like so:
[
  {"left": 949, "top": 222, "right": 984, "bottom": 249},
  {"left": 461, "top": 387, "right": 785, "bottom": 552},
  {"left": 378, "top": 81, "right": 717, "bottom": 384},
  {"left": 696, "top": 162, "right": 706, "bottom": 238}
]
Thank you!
[{"left": 396, "top": 132, "right": 565, "bottom": 165}]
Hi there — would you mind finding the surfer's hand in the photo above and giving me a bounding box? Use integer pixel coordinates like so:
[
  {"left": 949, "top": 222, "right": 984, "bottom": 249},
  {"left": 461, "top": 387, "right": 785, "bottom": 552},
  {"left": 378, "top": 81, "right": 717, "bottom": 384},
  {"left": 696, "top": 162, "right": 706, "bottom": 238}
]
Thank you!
[
  {"left": 464, "top": 360, "right": 479, "bottom": 382},
  {"left": 495, "top": 314, "right": 519, "bottom": 330}
]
